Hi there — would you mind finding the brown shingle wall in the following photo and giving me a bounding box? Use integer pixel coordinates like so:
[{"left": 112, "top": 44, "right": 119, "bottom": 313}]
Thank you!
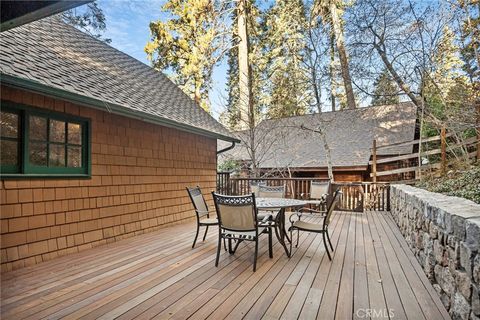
[{"left": 0, "top": 86, "right": 217, "bottom": 272}]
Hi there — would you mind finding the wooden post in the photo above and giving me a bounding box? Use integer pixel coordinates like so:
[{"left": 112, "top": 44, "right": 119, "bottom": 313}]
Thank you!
[
  {"left": 372, "top": 139, "right": 377, "bottom": 183},
  {"left": 441, "top": 126, "right": 447, "bottom": 174}
]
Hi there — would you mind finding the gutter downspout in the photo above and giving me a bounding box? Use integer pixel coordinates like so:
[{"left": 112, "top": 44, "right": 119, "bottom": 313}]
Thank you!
[{"left": 217, "top": 141, "right": 236, "bottom": 155}]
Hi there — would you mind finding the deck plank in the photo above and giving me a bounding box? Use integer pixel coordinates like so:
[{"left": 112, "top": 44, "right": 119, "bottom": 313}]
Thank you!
[{"left": 0, "top": 211, "right": 450, "bottom": 320}]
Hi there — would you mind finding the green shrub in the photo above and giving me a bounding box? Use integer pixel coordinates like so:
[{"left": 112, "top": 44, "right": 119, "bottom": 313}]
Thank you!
[{"left": 416, "top": 164, "right": 480, "bottom": 204}]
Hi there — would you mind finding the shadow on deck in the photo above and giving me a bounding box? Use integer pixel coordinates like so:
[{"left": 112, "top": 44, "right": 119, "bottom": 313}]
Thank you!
[{"left": 0, "top": 211, "right": 450, "bottom": 319}]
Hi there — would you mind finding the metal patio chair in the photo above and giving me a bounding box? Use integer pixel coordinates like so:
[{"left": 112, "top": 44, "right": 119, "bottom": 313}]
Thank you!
[
  {"left": 257, "top": 185, "right": 286, "bottom": 220},
  {"left": 212, "top": 192, "right": 273, "bottom": 272},
  {"left": 186, "top": 186, "right": 220, "bottom": 248},
  {"left": 304, "top": 180, "right": 331, "bottom": 212},
  {"left": 250, "top": 180, "right": 266, "bottom": 195},
  {"left": 289, "top": 189, "right": 342, "bottom": 260}
]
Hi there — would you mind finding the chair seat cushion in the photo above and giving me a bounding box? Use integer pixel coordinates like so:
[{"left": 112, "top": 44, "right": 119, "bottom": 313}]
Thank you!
[
  {"left": 199, "top": 218, "right": 218, "bottom": 225},
  {"left": 292, "top": 220, "right": 324, "bottom": 232}
]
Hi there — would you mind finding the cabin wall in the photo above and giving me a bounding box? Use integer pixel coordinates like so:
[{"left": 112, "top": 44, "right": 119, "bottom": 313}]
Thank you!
[{"left": 0, "top": 86, "right": 217, "bottom": 272}]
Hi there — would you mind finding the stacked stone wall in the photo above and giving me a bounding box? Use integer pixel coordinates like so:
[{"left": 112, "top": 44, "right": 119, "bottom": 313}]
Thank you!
[{"left": 390, "top": 185, "right": 480, "bottom": 320}]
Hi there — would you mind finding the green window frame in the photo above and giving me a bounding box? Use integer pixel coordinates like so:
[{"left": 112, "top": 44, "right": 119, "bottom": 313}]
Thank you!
[{"left": 1, "top": 101, "right": 91, "bottom": 178}]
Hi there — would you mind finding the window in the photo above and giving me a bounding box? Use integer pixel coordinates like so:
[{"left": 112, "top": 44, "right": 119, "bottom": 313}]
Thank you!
[{"left": 1, "top": 102, "right": 90, "bottom": 177}]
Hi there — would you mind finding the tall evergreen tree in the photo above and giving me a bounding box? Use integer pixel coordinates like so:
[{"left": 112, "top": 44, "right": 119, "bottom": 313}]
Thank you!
[
  {"left": 265, "top": 0, "right": 311, "bottom": 119},
  {"left": 314, "top": 0, "right": 356, "bottom": 109},
  {"left": 371, "top": 68, "right": 400, "bottom": 106},
  {"left": 145, "top": 0, "right": 228, "bottom": 112},
  {"left": 222, "top": 1, "right": 266, "bottom": 130}
]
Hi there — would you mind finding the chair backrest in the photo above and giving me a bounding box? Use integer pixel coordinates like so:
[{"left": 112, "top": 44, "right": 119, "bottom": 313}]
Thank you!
[
  {"left": 186, "top": 186, "right": 208, "bottom": 218},
  {"left": 324, "top": 189, "right": 342, "bottom": 228},
  {"left": 310, "top": 180, "right": 330, "bottom": 200},
  {"left": 212, "top": 193, "right": 257, "bottom": 232},
  {"left": 250, "top": 181, "right": 266, "bottom": 195},
  {"left": 258, "top": 185, "right": 285, "bottom": 198}
]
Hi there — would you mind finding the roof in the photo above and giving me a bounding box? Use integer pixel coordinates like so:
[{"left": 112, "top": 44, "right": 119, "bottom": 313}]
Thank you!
[
  {"left": 0, "top": 17, "right": 237, "bottom": 142},
  {"left": 219, "top": 102, "right": 417, "bottom": 169},
  {"left": 1, "top": 1, "right": 89, "bottom": 32}
]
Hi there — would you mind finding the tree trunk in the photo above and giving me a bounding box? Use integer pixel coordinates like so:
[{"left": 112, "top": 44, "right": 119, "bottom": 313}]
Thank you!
[
  {"left": 329, "top": 31, "right": 336, "bottom": 111},
  {"left": 237, "top": 0, "right": 252, "bottom": 130},
  {"left": 329, "top": 1, "right": 356, "bottom": 109},
  {"left": 373, "top": 43, "right": 421, "bottom": 108}
]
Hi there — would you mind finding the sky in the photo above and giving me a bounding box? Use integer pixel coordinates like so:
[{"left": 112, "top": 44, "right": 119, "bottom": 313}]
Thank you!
[{"left": 97, "top": 0, "right": 228, "bottom": 119}]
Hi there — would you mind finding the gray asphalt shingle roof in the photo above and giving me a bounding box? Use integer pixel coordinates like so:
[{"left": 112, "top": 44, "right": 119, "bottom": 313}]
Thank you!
[
  {"left": 219, "top": 102, "right": 417, "bottom": 169},
  {"left": 0, "top": 17, "right": 236, "bottom": 142}
]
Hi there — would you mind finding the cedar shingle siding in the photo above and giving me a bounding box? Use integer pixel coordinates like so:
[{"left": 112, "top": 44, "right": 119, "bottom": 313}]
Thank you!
[{"left": 1, "top": 87, "right": 217, "bottom": 272}]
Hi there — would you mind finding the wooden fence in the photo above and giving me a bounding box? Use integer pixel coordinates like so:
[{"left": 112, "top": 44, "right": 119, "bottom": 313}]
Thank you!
[
  {"left": 216, "top": 173, "right": 390, "bottom": 212},
  {"left": 371, "top": 130, "right": 479, "bottom": 183}
]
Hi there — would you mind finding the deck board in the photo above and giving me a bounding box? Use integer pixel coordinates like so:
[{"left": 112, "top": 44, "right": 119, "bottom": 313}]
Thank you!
[{"left": 0, "top": 211, "right": 450, "bottom": 320}]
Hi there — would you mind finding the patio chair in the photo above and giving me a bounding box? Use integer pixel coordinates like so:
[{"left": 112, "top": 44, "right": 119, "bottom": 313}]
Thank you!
[
  {"left": 212, "top": 192, "right": 273, "bottom": 272},
  {"left": 186, "top": 186, "right": 220, "bottom": 249},
  {"left": 304, "top": 180, "right": 330, "bottom": 212},
  {"left": 289, "top": 189, "right": 342, "bottom": 260},
  {"left": 257, "top": 185, "right": 285, "bottom": 198},
  {"left": 250, "top": 181, "right": 266, "bottom": 195}
]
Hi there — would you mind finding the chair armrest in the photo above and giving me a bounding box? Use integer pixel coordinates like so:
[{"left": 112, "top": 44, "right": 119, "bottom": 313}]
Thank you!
[
  {"left": 258, "top": 213, "right": 273, "bottom": 227},
  {"left": 289, "top": 210, "right": 303, "bottom": 224}
]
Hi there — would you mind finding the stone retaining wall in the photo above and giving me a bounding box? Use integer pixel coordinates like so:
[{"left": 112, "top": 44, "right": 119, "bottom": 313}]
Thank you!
[{"left": 390, "top": 185, "right": 480, "bottom": 320}]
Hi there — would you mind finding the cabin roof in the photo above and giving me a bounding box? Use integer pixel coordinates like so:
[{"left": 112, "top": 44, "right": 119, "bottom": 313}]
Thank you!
[
  {"left": 0, "top": 17, "right": 237, "bottom": 142},
  {"left": 219, "top": 102, "right": 417, "bottom": 169}
]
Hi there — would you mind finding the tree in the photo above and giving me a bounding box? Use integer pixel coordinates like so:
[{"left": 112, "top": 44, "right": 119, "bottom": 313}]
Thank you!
[
  {"left": 264, "top": 0, "right": 311, "bottom": 118},
  {"left": 62, "top": 1, "right": 110, "bottom": 43},
  {"left": 370, "top": 68, "right": 399, "bottom": 106},
  {"left": 145, "top": 0, "right": 229, "bottom": 112},
  {"left": 314, "top": 0, "right": 356, "bottom": 109},
  {"left": 237, "top": 0, "right": 254, "bottom": 127},
  {"left": 223, "top": 1, "right": 266, "bottom": 130}
]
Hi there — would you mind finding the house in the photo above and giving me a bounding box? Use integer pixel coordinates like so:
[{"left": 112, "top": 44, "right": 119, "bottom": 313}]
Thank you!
[
  {"left": 0, "top": 17, "right": 238, "bottom": 271},
  {"left": 218, "top": 102, "right": 418, "bottom": 182}
]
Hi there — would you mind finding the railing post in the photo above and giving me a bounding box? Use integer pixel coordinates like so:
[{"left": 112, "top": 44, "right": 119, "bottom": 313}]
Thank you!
[
  {"left": 441, "top": 126, "right": 447, "bottom": 175},
  {"left": 372, "top": 139, "right": 377, "bottom": 183}
]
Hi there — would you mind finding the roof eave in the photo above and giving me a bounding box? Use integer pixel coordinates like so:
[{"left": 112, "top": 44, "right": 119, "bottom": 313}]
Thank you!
[
  {"left": 1, "top": 1, "right": 91, "bottom": 32},
  {"left": 1, "top": 73, "right": 239, "bottom": 143}
]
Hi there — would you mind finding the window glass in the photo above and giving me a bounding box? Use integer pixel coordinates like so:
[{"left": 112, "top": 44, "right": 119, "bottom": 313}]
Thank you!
[
  {"left": 29, "top": 116, "right": 47, "bottom": 141},
  {"left": 50, "top": 119, "right": 66, "bottom": 143},
  {"left": 29, "top": 142, "right": 48, "bottom": 166},
  {"left": 1, "top": 140, "right": 18, "bottom": 165},
  {"left": 67, "top": 146, "right": 82, "bottom": 167},
  {"left": 49, "top": 144, "right": 66, "bottom": 167},
  {"left": 1, "top": 111, "right": 19, "bottom": 171},
  {"left": 68, "top": 123, "right": 81, "bottom": 144},
  {"left": 1, "top": 112, "right": 18, "bottom": 138}
]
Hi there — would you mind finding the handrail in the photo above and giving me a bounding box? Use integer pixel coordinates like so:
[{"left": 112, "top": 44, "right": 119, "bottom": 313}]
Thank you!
[{"left": 216, "top": 174, "right": 391, "bottom": 212}]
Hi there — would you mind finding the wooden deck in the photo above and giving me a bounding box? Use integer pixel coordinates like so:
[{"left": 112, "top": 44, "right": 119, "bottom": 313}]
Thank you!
[{"left": 1, "top": 211, "right": 450, "bottom": 320}]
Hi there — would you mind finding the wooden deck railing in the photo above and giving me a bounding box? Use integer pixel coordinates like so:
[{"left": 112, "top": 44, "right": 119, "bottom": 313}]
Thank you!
[{"left": 216, "top": 173, "right": 391, "bottom": 212}]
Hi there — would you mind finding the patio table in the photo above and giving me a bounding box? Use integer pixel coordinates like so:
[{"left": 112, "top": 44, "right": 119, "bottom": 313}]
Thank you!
[{"left": 256, "top": 197, "right": 307, "bottom": 257}]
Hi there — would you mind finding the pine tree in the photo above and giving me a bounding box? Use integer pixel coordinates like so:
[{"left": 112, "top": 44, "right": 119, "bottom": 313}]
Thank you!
[
  {"left": 62, "top": 1, "right": 110, "bottom": 43},
  {"left": 265, "top": 0, "right": 311, "bottom": 119},
  {"left": 222, "top": 1, "right": 266, "bottom": 130},
  {"left": 371, "top": 68, "right": 399, "bottom": 106},
  {"left": 145, "top": 0, "right": 228, "bottom": 112},
  {"left": 314, "top": 0, "right": 356, "bottom": 109}
]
